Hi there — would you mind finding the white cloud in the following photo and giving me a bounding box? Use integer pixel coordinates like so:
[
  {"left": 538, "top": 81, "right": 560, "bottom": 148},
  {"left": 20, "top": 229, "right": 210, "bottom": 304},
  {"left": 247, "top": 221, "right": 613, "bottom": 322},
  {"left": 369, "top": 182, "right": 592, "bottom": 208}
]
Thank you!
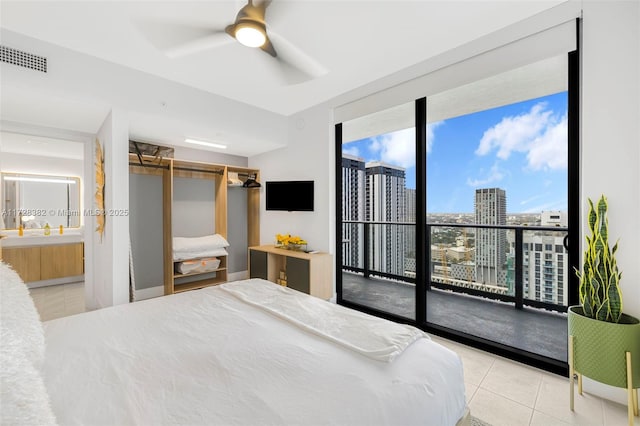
[
  {"left": 475, "top": 103, "right": 567, "bottom": 171},
  {"left": 369, "top": 138, "right": 382, "bottom": 153},
  {"left": 527, "top": 113, "right": 567, "bottom": 171},
  {"left": 364, "top": 121, "right": 444, "bottom": 169},
  {"left": 467, "top": 162, "right": 505, "bottom": 187},
  {"left": 427, "top": 121, "right": 444, "bottom": 153},
  {"left": 522, "top": 199, "right": 567, "bottom": 214},
  {"left": 520, "top": 193, "right": 547, "bottom": 205},
  {"left": 368, "top": 127, "right": 415, "bottom": 168},
  {"left": 342, "top": 145, "right": 360, "bottom": 157}
]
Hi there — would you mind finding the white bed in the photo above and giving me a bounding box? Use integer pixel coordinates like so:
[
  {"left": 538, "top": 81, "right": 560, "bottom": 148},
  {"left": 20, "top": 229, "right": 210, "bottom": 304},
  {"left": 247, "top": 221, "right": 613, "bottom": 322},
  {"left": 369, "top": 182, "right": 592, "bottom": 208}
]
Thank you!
[{"left": 2, "top": 262, "right": 468, "bottom": 426}]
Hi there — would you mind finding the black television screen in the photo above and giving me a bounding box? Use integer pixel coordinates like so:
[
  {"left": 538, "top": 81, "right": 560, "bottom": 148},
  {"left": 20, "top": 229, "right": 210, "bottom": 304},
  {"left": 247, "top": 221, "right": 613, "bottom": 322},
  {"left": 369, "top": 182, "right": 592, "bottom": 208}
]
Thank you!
[{"left": 266, "top": 181, "right": 314, "bottom": 211}]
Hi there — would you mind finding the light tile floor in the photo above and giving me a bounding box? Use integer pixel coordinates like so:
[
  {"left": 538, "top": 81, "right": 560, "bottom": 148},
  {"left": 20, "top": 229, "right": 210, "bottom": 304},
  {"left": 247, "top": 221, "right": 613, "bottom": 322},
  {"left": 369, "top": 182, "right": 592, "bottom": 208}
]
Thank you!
[
  {"left": 29, "top": 284, "right": 636, "bottom": 425},
  {"left": 429, "top": 335, "right": 637, "bottom": 426},
  {"left": 29, "top": 282, "right": 85, "bottom": 321}
]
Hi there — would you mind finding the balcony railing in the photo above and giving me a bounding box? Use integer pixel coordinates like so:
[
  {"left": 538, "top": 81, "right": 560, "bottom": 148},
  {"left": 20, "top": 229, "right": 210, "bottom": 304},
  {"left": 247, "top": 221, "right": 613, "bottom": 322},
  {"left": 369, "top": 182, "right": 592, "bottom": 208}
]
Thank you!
[{"left": 342, "top": 221, "right": 569, "bottom": 313}]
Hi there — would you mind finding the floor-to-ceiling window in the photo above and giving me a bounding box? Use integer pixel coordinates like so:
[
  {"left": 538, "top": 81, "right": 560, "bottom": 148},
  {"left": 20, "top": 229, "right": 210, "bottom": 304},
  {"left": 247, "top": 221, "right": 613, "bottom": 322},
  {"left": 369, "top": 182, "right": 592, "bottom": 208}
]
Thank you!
[
  {"left": 338, "top": 101, "right": 416, "bottom": 320},
  {"left": 335, "top": 21, "right": 579, "bottom": 373},
  {"left": 424, "top": 54, "right": 574, "bottom": 364}
]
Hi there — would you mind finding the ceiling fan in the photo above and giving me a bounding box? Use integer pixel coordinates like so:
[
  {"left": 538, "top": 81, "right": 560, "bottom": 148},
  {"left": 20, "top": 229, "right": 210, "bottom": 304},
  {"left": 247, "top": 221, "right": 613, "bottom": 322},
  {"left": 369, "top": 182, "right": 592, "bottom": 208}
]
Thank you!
[{"left": 152, "top": 0, "right": 327, "bottom": 82}]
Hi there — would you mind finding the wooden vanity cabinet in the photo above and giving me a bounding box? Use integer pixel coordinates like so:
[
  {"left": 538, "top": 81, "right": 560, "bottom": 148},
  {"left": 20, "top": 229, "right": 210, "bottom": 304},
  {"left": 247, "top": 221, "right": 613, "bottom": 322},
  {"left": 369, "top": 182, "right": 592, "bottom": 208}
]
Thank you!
[{"left": 2, "top": 243, "right": 84, "bottom": 283}]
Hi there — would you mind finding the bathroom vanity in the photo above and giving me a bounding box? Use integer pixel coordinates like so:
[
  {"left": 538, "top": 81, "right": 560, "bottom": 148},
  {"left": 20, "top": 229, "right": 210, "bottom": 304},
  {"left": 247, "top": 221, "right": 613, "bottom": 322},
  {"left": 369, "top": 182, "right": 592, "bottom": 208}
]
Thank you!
[
  {"left": 1, "top": 171, "right": 84, "bottom": 287},
  {"left": 1, "top": 234, "right": 84, "bottom": 286}
]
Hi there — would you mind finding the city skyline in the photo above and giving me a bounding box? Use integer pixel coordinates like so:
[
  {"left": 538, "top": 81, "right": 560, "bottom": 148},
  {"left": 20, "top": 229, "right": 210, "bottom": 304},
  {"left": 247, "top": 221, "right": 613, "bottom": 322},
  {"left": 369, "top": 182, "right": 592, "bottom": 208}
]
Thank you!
[
  {"left": 340, "top": 151, "right": 568, "bottom": 305},
  {"left": 342, "top": 91, "right": 568, "bottom": 214}
]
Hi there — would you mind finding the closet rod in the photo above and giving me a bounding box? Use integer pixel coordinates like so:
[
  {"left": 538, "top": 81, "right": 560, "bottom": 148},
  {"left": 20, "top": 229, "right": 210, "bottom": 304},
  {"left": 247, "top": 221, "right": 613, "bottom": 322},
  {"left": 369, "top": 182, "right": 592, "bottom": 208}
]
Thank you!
[
  {"left": 129, "top": 162, "right": 223, "bottom": 175},
  {"left": 128, "top": 162, "right": 169, "bottom": 170},
  {"left": 173, "top": 166, "right": 223, "bottom": 175}
]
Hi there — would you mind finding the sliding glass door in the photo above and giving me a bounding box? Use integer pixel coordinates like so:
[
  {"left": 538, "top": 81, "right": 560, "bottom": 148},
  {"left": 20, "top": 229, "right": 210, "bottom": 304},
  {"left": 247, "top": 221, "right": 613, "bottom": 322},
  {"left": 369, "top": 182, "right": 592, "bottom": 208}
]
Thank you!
[
  {"left": 338, "top": 101, "right": 416, "bottom": 320},
  {"left": 424, "top": 54, "right": 574, "bottom": 365},
  {"left": 336, "top": 47, "right": 579, "bottom": 373}
]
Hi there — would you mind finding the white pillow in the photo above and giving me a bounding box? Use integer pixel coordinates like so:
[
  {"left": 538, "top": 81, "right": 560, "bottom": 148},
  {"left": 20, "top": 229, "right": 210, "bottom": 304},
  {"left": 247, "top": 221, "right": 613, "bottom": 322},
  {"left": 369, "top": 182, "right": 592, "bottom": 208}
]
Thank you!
[
  {"left": 173, "top": 234, "right": 230, "bottom": 253},
  {"left": 0, "top": 261, "right": 45, "bottom": 368},
  {"left": 0, "top": 330, "right": 57, "bottom": 426}
]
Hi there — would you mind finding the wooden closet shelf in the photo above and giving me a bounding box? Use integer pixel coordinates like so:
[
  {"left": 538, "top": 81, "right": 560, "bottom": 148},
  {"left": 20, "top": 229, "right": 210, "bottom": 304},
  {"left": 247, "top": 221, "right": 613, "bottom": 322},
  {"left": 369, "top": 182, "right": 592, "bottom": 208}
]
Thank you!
[
  {"left": 173, "top": 254, "right": 228, "bottom": 262},
  {"left": 173, "top": 267, "right": 227, "bottom": 279},
  {"left": 173, "top": 277, "right": 226, "bottom": 293}
]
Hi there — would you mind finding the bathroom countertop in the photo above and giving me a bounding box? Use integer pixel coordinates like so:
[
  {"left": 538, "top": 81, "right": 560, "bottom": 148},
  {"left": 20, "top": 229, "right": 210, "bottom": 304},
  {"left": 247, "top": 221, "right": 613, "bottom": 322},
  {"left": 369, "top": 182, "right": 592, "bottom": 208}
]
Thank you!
[{"left": 0, "top": 232, "right": 83, "bottom": 248}]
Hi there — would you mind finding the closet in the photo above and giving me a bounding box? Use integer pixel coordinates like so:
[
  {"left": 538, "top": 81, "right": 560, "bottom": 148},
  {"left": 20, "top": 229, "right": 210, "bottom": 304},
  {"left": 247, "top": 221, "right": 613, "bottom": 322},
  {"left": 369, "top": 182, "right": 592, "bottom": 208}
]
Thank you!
[{"left": 129, "top": 154, "right": 260, "bottom": 297}]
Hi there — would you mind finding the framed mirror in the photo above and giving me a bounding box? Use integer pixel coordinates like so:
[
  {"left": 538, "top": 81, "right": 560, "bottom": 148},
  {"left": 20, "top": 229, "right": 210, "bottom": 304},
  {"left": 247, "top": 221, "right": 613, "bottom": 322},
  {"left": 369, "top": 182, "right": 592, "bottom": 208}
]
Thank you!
[{"left": 1, "top": 172, "right": 81, "bottom": 230}]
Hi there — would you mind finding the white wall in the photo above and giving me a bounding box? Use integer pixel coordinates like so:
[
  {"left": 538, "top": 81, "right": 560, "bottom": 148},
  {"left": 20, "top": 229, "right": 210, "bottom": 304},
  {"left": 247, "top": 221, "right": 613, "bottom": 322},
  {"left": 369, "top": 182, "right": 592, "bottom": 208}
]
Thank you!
[
  {"left": 0, "top": 152, "right": 83, "bottom": 178},
  {"left": 88, "top": 109, "right": 130, "bottom": 309},
  {"left": 580, "top": 0, "right": 640, "bottom": 404},
  {"left": 172, "top": 145, "right": 248, "bottom": 167},
  {"left": 249, "top": 103, "right": 335, "bottom": 253}
]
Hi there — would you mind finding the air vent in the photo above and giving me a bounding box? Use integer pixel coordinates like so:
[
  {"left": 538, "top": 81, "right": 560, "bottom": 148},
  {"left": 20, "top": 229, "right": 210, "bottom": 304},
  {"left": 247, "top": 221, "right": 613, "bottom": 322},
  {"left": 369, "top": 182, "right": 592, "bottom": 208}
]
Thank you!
[{"left": 0, "top": 45, "right": 47, "bottom": 73}]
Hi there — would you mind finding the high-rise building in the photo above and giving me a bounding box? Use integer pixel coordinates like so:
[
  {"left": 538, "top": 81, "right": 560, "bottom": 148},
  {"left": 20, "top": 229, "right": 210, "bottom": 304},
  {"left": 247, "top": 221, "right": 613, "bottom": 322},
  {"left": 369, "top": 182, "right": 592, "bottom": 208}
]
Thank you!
[
  {"left": 341, "top": 154, "right": 365, "bottom": 269},
  {"left": 474, "top": 188, "right": 507, "bottom": 285},
  {"left": 405, "top": 188, "right": 416, "bottom": 273},
  {"left": 521, "top": 236, "right": 568, "bottom": 305},
  {"left": 365, "top": 161, "right": 406, "bottom": 276},
  {"left": 405, "top": 188, "right": 416, "bottom": 223}
]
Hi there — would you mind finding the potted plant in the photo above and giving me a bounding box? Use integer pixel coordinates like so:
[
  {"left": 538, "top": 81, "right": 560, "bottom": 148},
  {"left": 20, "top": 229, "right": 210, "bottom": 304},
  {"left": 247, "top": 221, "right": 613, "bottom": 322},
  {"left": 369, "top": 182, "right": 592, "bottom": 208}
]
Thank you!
[{"left": 568, "top": 195, "right": 639, "bottom": 425}]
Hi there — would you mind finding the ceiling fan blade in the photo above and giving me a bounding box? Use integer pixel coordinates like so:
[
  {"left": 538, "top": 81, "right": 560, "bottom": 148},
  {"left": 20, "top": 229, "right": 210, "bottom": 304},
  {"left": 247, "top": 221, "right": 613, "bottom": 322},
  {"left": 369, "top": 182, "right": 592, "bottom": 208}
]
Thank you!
[
  {"left": 165, "top": 31, "right": 232, "bottom": 58},
  {"left": 267, "top": 29, "right": 328, "bottom": 79},
  {"left": 260, "top": 35, "right": 277, "bottom": 57},
  {"left": 134, "top": 20, "right": 233, "bottom": 59},
  {"left": 225, "top": 23, "right": 236, "bottom": 39}
]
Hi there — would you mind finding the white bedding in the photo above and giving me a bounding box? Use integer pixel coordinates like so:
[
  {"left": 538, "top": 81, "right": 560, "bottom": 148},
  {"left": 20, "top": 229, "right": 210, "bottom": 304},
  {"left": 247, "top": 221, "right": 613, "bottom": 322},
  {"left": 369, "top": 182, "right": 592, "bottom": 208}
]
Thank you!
[
  {"left": 43, "top": 279, "right": 467, "bottom": 426},
  {"left": 220, "top": 279, "right": 427, "bottom": 362}
]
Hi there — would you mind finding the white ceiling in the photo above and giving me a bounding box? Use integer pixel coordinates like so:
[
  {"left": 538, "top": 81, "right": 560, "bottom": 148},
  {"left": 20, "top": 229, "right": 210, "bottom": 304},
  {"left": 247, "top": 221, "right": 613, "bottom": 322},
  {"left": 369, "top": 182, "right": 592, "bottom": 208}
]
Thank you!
[
  {"left": 0, "top": 0, "right": 567, "bottom": 157},
  {"left": 0, "top": 131, "right": 84, "bottom": 160}
]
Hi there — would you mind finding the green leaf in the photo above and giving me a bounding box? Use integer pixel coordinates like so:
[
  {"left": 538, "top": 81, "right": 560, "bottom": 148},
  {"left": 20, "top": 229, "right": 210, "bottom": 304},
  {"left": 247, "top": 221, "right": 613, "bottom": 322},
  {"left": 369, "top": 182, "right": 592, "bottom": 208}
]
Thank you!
[
  {"left": 587, "top": 198, "right": 596, "bottom": 234},
  {"left": 607, "top": 271, "right": 623, "bottom": 323},
  {"left": 578, "top": 195, "right": 623, "bottom": 323}
]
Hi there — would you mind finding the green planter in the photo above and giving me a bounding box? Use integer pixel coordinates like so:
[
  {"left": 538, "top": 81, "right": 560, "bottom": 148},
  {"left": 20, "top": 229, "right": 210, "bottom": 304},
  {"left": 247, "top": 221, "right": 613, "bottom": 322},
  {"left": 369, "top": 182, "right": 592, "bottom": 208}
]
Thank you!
[{"left": 568, "top": 305, "right": 640, "bottom": 388}]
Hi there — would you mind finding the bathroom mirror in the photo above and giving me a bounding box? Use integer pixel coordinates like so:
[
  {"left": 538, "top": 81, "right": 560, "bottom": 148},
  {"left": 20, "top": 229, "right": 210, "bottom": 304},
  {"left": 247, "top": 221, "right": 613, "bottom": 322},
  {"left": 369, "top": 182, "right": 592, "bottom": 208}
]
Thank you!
[{"left": 1, "top": 172, "right": 81, "bottom": 230}]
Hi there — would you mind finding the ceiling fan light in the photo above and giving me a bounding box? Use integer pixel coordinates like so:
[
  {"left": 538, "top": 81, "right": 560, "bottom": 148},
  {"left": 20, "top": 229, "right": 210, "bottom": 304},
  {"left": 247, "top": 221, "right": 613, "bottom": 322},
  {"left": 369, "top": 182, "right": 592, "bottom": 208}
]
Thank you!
[{"left": 235, "top": 23, "right": 266, "bottom": 48}]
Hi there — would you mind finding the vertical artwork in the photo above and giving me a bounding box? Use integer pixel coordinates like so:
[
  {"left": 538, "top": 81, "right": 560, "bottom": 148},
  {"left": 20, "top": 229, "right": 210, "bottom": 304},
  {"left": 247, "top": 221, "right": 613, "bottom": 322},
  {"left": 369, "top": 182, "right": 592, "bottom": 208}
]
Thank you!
[{"left": 95, "top": 138, "right": 105, "bottom": 242}]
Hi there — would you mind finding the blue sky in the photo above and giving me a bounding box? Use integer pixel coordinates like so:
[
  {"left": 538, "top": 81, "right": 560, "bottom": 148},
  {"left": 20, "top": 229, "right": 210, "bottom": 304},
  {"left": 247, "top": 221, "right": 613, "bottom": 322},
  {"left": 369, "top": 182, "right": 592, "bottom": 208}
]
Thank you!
[{"left": 343, "top": 92, "right": 568, "bottom": 213}]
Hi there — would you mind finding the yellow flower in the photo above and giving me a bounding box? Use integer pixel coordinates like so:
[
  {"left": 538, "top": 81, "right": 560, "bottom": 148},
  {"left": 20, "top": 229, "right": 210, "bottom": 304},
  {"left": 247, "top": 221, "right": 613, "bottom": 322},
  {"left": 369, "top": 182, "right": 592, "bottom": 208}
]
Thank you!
[{"left": 275, "top": 233, "right": 306, "bottom": 246}]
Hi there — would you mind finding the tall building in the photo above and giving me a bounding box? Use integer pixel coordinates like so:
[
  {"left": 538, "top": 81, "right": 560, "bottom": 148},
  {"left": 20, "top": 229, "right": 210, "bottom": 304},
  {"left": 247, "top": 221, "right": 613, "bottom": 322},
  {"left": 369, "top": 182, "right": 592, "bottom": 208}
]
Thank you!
[
  {"left": 405, "top": 188, "right": 416, "bottom": 223},
  {"left": 521, "top": 235, "right": 568, "bottom": 305},
  {"left": 474, "top": 188, "right": 507, "bottom": 285},
  {"left": 404, "top": 188, "right": 416, "bottom": 274},
  {"left": 341, "top": 154, "right": 365, "bottom": 269},
  {"left": 365, "top": 161, "right": 406, "bottom": 276}
]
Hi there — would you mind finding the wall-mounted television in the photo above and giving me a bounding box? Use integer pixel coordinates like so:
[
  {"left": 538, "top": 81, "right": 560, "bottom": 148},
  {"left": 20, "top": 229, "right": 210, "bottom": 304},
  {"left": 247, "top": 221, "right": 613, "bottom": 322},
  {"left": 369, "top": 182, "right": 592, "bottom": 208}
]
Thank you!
[{"left": 266, "top": 181, "right": 314, "bottom": 212}]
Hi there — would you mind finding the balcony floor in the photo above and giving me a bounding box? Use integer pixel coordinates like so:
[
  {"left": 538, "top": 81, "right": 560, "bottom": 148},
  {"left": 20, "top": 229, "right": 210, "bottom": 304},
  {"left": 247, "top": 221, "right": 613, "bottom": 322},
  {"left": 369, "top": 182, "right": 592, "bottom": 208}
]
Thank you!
[{"left": 342, "top": 272, "right": 567, "bottom": 362}]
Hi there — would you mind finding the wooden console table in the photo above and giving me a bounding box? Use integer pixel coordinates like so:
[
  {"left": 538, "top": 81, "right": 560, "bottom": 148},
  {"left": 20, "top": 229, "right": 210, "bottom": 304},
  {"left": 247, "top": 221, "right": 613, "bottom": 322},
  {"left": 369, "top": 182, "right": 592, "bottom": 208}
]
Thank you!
[{"left": 248, "top": 245, "right": 332, "bottom": 300}]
